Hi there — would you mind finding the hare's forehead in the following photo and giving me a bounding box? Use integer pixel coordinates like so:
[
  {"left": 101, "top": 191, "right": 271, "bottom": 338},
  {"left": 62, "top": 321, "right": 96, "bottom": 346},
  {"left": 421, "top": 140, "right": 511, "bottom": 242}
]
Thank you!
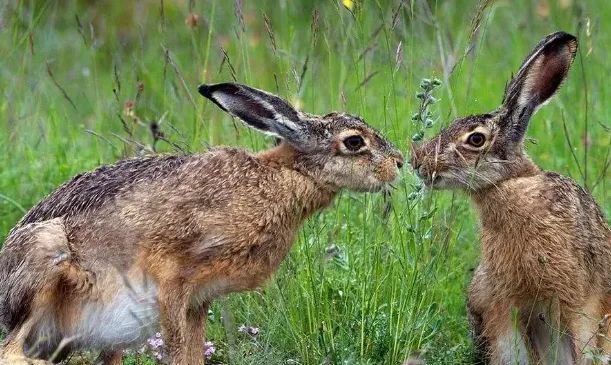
[
  {"left": 320, "top": 112, "right": 376, "bottom": 134},
  {"left": 440, "top": 113, "right": 499, "bottom": 139}
]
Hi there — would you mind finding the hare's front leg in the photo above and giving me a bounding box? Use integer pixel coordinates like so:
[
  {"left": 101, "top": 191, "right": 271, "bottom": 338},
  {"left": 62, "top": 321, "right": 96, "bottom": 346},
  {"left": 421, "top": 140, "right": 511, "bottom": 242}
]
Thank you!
[
  {"left": 566, "top": 294, "right": 611, "bottom": 364},
  {"left": 158, "top": 283, "right": 209, "bottom": 365},
  {"left": 483, "top": 307, "right": 532, "bottom": 364},
  {"left": 185, "top": 302, "right": 210, "bottom": 364},
  {"left": 597, "top": 295, "right": 611, "bottom": 361},
  {"left": 468, "top": 266, "right": 490, "bottom": 363},
  {"left": 468, "top": 267, "right": 530, "bottom": 364},
  {"left": 158, "top": 283, "right": 190, "bottom": 365}
]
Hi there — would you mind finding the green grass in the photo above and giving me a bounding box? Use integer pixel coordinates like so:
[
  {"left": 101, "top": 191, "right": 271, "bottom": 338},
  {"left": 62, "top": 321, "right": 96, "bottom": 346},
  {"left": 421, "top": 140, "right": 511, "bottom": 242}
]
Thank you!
[{"left": 1, "top": 0, "right": 610, "bottom": 363}]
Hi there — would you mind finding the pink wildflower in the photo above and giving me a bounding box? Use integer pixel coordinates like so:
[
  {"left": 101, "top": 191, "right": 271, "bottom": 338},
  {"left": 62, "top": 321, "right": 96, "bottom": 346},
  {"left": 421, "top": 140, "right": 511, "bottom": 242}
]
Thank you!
[{"left": 204, "top": 341, "right": 216, "bottom": 359}]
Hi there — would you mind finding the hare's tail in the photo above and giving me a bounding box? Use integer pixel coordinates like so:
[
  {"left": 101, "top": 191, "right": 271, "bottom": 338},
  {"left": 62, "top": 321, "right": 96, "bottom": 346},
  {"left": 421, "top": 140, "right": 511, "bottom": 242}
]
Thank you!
[{"left": 0, "top": 218, "right": 87, "bottom": 333}]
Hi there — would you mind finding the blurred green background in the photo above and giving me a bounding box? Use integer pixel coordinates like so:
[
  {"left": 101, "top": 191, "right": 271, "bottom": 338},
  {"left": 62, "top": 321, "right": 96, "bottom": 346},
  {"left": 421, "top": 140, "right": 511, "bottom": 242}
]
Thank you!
[{"left": 0, "top": 0, "right": 609, "bottom": 364}]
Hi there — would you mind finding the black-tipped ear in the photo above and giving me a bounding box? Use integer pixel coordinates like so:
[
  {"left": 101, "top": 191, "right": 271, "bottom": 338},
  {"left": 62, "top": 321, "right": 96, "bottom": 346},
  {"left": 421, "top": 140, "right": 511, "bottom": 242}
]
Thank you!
[
  {"left": 501, "top": 31, "right": 578, "bottom": 142},
  {"left": 198, "top": 82, "right": 305, "bottom": 142}
]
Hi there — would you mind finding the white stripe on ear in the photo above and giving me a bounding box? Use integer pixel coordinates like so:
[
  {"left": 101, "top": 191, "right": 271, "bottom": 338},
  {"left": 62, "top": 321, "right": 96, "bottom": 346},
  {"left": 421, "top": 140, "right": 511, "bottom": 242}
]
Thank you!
[
  {"left": 516, "top": 54, "right": 546, "bottom": 112},
  {"left": 247, "top": 92, "right": 301, "bottom": 135},
  {"left": 199, "top": 82, "right": 312, "bottom": 147}
]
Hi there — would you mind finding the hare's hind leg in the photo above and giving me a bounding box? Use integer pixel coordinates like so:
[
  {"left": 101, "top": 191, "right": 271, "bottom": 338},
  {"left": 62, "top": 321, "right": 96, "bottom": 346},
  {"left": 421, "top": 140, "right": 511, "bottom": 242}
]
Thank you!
[
  {"left": 0, "top": 310, "right": 50, "bottom": 365},
  {"left": 93, "top": 350, "right": 122, "bottom": 365},
  {"left": 0, "top": 218, "right": 88, "bottom": 364}
]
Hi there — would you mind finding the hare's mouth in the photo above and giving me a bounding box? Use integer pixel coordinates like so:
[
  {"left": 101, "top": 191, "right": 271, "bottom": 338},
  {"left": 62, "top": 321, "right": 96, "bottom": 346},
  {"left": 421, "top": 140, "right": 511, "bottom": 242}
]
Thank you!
[
  {"left": 419, "top": 172, "right": 458, "bottom": 190},
  {"left": 414, "top": 169, "right": 441, "bottom": 188},
  {"left": 428, "top": 173, "right": 469, "bottom": 190},
  {"left": 430, "top": 176, "right": 450, "bottom": 189},
  {"left": 427, "top": 175, "right": 443, "bottom": 187},
  {"left": 362, "top": 181, "right": 389, "bottom": 193}
]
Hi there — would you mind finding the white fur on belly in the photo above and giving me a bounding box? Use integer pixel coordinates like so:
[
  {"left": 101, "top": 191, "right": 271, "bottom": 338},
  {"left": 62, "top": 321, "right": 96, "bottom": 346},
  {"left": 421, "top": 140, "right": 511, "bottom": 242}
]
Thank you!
[
  {"left": 73, "top": 278, "right": 160, "bottom": 349},
  {"left": 32, "top": 273, "right": 231, "bottom": 351}
]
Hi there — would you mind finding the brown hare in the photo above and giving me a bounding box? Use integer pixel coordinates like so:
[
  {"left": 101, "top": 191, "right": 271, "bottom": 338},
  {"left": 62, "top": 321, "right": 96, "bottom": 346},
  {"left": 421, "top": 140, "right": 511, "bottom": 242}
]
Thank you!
[
  {"left": 0, "top": 82, "right": 404, "bottom": 365},
  {"left": 410, "top": 32, "right": 611, "bottom": 364}
]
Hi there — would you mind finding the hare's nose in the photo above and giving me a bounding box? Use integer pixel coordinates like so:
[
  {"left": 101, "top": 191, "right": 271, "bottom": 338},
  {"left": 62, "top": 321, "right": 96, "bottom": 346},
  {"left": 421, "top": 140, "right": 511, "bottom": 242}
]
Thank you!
[
  {"left": 395, "top": 158, "right": 404, "bottom": 169},
  {"left": 390, "top": 151, "right": 404, "bottom": 169},
  {"left": 411, "top": 161, "right": 423, "bottom": 171}
]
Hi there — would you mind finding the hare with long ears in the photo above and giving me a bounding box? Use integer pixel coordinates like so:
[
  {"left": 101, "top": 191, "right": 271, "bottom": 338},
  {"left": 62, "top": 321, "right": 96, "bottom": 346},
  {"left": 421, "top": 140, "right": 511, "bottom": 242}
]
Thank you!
[
  {"left": 410, "top": 31, "right": 611, "bottom": 364},
  {"left": 0, "top": 82, "right": 404, "bottom": 365}
]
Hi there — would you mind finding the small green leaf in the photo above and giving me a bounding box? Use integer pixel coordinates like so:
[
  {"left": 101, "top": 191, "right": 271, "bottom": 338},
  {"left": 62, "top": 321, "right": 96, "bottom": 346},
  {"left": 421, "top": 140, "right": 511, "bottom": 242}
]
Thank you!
[{"left": 411, "top": 131, "right": 424, "bottom": 141}]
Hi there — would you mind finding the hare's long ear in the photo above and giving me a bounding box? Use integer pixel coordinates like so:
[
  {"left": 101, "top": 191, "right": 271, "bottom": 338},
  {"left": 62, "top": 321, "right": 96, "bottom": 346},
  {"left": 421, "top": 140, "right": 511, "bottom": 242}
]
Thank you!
[
  {"left": 501, "top": 32, "right": 577, "bottom": 142},
  {"left": 198, "top": 82, "right": 309, "bottom": 145}
]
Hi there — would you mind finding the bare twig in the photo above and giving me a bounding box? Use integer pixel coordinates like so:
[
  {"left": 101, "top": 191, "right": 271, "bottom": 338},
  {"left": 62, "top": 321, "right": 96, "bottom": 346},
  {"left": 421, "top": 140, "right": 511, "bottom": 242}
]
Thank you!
[
  {"left": 46, "top": 62, "right": 78, "bottom": 111},
  {"left": 220, "top": 47, "right": 238, "bottom": 82},
  {"left": 592, "top": 122, "right": 611, "bottom": 190},
  {"left": 390, "top": 0, "right": 404, "bottom": 30},
  {"left": 591, "top": 146, "right": 611, "bottom": 190},
  {"left": 162, "top": 45, "right": 199, "bottom": 113},
  {"left": 357, "top": 42, "right": 378, "bottom": 63},
  {"left": 85, "top": 129, "right": 119, "bottom": 151},
  {"left": 0, "top": 194, "right": 27, "bottom": 214},
  {"left": 48, "top": 336, "right": 78, "bottom": 363},
  {"left": 561, "top": 111, "right": 586, "bottom": 183},
  {"left": 75, "top": 14, "right": 87, "bottom": 46},
  {"left": 356, "top": 71, "right": 380, "bottom": 91},
  {"left": 28, "top": 32, "right": 35, "bottom": 55},
  {"left": 113, "top": 64, "right": 121, "bottom": 102},
  {"left": 159, "top": 0, "right": 166, "bottom": 35},
  {"left": 298, "top": 55, "right": 309, "bottom": 93},
  {"left": 135, "top": 80, "right": 144, "bottom": 107},
  {"left": 118, "top": 114, "right": 132, "bottom": 137},
  {"left": 578, "top": 39, "right": 590, "bottom": 190}
]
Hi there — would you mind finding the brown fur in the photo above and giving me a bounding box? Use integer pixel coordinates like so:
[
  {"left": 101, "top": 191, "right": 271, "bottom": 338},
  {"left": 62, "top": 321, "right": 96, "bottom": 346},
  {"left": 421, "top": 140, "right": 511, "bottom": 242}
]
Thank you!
[
  {"left": 410, "top": 32, "right": 611, "bottom": 364},
  {"left": 0, "top": 83, "right": 403, "bottom": 365}
]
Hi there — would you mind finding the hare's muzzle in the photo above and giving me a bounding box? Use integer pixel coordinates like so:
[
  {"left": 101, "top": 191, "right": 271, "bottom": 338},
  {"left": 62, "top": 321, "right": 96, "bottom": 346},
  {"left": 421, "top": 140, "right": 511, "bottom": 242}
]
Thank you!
[
  {"left": 408, "top": 142, "right": 423, "bottom": 171},
  {"left": 408, "top": 141, "right": 439, "bottom": 186},
  {"left": 393, "top": 153, "right": 405, "bottom": 169}
]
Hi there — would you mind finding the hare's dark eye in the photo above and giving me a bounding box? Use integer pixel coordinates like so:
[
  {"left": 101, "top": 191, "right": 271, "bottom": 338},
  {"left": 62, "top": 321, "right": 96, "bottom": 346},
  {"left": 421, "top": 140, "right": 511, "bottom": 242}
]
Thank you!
[
  {"left": 467, "top": 133, "right": 486, "bottom": 148},
  {"left": 343, "top": 135, "right": 365, "bottom": 151}
]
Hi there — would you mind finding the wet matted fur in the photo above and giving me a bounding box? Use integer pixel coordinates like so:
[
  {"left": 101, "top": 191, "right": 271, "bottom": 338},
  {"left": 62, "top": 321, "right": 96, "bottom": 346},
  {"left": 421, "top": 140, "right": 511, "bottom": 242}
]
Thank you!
[
  {"left": 0, "top": 82, "right": 404, "bottom": 365},
  {"left": 410, "top": 32, "right": 611, "bottom": 364}
]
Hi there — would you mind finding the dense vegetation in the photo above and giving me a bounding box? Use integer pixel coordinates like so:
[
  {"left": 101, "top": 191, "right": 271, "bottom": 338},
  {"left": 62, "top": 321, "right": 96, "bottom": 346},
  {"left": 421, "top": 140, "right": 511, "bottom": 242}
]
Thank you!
[{"left": 0, "top": 0, "right": 609, "bottom": 363}]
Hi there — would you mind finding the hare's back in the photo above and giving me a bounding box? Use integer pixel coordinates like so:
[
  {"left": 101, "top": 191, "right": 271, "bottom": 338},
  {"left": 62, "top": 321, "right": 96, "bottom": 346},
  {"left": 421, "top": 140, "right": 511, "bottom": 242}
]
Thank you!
[
  {"left": 541, "top": 172, "right": 611, "bottom": 243},
  {"left": 15, "top": 154, "right": 191, "bottom": 229}
]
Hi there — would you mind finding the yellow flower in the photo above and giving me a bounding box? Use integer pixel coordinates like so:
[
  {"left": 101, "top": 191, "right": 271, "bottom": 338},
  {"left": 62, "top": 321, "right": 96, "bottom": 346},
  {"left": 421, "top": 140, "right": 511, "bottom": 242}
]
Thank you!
[{"left": 342, "top": 0, "right": 354, "bottom": 10}]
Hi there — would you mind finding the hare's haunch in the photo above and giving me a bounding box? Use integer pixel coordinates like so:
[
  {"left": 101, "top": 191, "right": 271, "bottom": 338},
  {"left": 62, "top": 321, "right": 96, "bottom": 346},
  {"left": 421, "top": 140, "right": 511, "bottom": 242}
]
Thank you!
[
  {"left": 411, "top": 32, "right": 611, "bottom": 365},
  {"left": 0, "top": 83, "right": 403, "bottom": 365}
]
